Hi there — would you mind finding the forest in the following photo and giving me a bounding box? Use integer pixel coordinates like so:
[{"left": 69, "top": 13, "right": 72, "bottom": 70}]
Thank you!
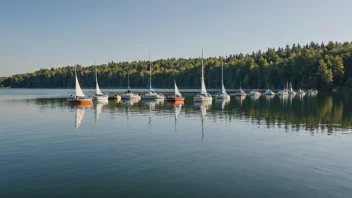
[{"left": 1, "top": 41, "right": 352, "bottom": 91}]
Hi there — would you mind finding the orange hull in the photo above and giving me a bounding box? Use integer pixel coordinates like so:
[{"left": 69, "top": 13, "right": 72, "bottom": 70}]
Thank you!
[
  {"left": 171, "top": 97, "right": 184, "bottom": 102},
  {"left": 70, "top": 100, "right": 93, "bottom": 106},
  {"left": 170, "top": 100, "right": 184, "bottom": 105}
]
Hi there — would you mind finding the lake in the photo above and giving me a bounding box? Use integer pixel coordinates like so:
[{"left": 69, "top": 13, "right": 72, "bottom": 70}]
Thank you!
[{"left": 1, "top": 89, "right": 352, "bottom": 198}]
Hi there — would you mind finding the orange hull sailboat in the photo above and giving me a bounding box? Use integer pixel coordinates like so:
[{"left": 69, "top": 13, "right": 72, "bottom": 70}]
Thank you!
[{"left": 170, "top": 81, "right": 184, "bottom": 102}]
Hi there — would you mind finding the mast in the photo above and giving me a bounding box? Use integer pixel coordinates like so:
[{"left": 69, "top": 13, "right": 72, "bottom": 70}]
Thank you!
[
  {"left": 200, "top": 47, "right": 207, "bottom": 94},
  {"left": 149, "top": 52, "right": 152, "bottom": 90},
  {"left": 221, "top": 62, "right": 223, "bottom": 85},
  {"left": 201, "top": 48, "right": 204, "bottom": 83},
  {"left": 95, "top": 63, "right": 98, "bottom": 88},
  {"left": 128, "top": 71, "right": 130, "bottom": 90}
]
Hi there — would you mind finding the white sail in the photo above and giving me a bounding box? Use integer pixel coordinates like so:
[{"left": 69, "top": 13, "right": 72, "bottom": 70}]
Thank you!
[
  {"left": 221, "top": 83, "right": 227, "bottom": 94},
  {"left": 201, "top": 48, "right": 207, "bottom": 95},
  {"left": 75, "top": 67, "right": 85, "bottom": 97},
  {"left": 95, "top": 66, "right": 103, "bottom": 95},
  {"left": 175, "top": 82, "right": 182, "bottom": 97},
  {"left": 221, "top": 62, "right": 227, "bottom": 94},
  {"left": 75, "top": 106, "right": 85, "bottom": 129}
]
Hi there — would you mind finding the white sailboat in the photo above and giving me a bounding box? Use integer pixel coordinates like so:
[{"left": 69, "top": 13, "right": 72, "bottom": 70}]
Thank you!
[
  {"left": 288, "top": 81, "right": 296, "bottom": 95},
  {"left": 121, "top": 71, "right": 141, "bottom": 99},
  {"left": 68, "top": 66, "right": 92, "bottom": 105},
  {"left": 277, "top": 82, "right": 289, "bottom": 95},
  {"left": 215, "top": 62, "right": 230, "bottom": 100},
  {"left": 232, "top": 81, "right": 246, "bottom": 96},
  {"left": 264, "top": 84, "right": 275, "bottom": 95},
  {"left": 250, "top": 89, "right": 261, "bottom": 96},
  {"left": 298, "top": 82, "right": 306, "bottom": 96},
  {"left": 93, "top": 65, "right": 108, "bottom": 101},
  {"left": 308, "top": 89, "right": 318, "bottom": 96},
  {"left": 142, "top": 53, "right": 164, "bottom": 100},
  {"left": 194, "top": 48, "right": 213, "bottom": 102}
]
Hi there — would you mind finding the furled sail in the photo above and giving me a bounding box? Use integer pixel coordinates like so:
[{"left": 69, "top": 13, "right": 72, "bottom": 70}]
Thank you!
[
  {"left": 221, "top": 62, "right": 227, "bottom": 94},
  {"left": 221, "top": 83, "right": 227, "bottom": 94},
  {"left": 201, "top": 48, "right": 207, "bottom": 95}
]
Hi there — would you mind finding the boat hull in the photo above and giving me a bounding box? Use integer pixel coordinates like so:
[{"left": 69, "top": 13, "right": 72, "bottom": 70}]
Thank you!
[
  {"left": 215, "top": 95, "right": 230, "bottom": 100},
  {"left": 250, "top": 93, "right": 261, "bottom": 96},
  {"left": 93, "top": 95, "right": 109, "bottom": 101},
  {"left": 141, "top": 95, "right": 164, "bottom": 100},
  {"left": 171, "top": 97, "right": 184, "bottom": 102},
  {"left": 108, "top": 95, "right": 121, "bottom": 100},
  {"left": 121, "top": 94, "right": 141, "bottom": 99},
  {"left": 194, "top": 96, "right": 213, "bottom": 102},
  {"left": 68, "top": 98, "right": 93, "bottom": 105}
]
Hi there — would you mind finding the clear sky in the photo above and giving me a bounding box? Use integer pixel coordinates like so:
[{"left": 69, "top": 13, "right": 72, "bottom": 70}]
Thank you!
[{"left": 1, "top": 0, "right": 351, "bottom": 76}]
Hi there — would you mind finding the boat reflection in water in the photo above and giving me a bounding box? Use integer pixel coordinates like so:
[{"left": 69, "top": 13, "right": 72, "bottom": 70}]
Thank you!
[
  {"left": 264, "top": 94, "right": 275, "bottom": 101},
  {"left": 171, "top": 101, "right": 184, "bottom": 132},
  {"left": 143, "top": 99, "right": 164, "bottom": 135},
  {"left": 235, "top": 95, "right": 246, "bottom": 107},
  {"left": 122, "top": 97, "right": 141, "bottom": 106},
  {"left": 194, "top": 100, "right": 212, "bottom": 140},
  {"left": 215, "top": 98, "right": 230, "bottom": 110},
  {"left": 72, "top": 103, "right": 92, "bottom": 130},
  {"left": 93, "top": 100, "right": 109, "bottom": 124},
  {"left": 59, "top": 91, "right": 352, "bottom": 134}
]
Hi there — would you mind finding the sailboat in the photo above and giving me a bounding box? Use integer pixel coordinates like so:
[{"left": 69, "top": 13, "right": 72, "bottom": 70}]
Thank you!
[
  {"left": 67, "top": 66, "right": 92, "bottom": 105},
  {"left": 93, "top": 65, "right": 109, "bottom": 101},
  {"left": 194, "top": 48, "right": 213, "bottom": 102},
  {"left": 288, "top": 81, "right": 296, "bottom": 95},
  {"left": 215, "top": 62, "right": 230, "bottom": 100},
  {"left": 307, "top": 89, "right": 318, "bottom": 96},
  {"left": 298, "top": 82, "right": 306, "bottom": 96},
  {"left": 250, "top": 89, "right": 261, "bottom": 96},
  {"left": 277, "top": 82, "right": 289, "bottom": 95},
  {"left": 142, "top": 53, "right": 164, "bottom": 100},
  {"left": 264, "top": 84, "right": 275, "bottom": 95},
  {"left": 232, "top": 81, "right": 246, "bottom": 96},
  {"left": 170, "top": 81, "right": 184, "bottom": 102},
  {"left": 121, "top": 71, "right": 141, "bottom": 99}
]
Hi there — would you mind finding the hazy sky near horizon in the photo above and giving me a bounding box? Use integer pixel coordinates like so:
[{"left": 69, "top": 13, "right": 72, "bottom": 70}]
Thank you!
[{"left": 1, "top": 0, "right": 352, "bottom": 76}]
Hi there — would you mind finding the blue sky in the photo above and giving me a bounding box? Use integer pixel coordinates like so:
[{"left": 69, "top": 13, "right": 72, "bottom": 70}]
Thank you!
[{"left": 1, "top": 0, "right": 351, "bottom": 76}]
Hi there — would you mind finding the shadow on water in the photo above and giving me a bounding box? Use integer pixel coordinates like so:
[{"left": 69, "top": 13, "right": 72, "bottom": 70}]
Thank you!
[{"left": 9, "top": 92, "right": 352, "bottom": 134}]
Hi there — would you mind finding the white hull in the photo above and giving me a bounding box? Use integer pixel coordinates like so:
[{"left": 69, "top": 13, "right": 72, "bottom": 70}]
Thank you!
[
  {"left": 93, "top": 95, "right": 109, "bottom": 101},
  {"left": 277, "top": 91, "right": 288, "bottom": 95},
  {"left": 194, "top": 96, "right": 213, "bottom": 102},
  {"left": 250, "top": 92, "right": 261, "bottom": 96},
  {"left": 215, "top": 94, "right": 230, "bottom": 100},
  {"left": 264, "top": 90, "right": 275, "bottom": 95},
  {"left": 67, "top": 97, "right": 92, "bottom": 103},
  {"left": 121, "top": 94, "right": 141, "bottom": 100},
  {"left": 141, "top": 94, "right": 164, "bottom": 100},
  {"left": 232, "top": 93, "right": 246, "bottom": 96}
]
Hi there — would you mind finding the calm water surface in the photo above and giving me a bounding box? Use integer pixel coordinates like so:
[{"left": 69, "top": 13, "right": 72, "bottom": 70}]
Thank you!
[{"left": 1, "top": 89, "right": 352, "bottom": 198}]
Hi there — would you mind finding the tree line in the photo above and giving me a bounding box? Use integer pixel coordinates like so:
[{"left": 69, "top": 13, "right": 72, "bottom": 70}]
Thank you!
[{"left": 1, "top": 41, "right": 352, "bottom": 91}]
